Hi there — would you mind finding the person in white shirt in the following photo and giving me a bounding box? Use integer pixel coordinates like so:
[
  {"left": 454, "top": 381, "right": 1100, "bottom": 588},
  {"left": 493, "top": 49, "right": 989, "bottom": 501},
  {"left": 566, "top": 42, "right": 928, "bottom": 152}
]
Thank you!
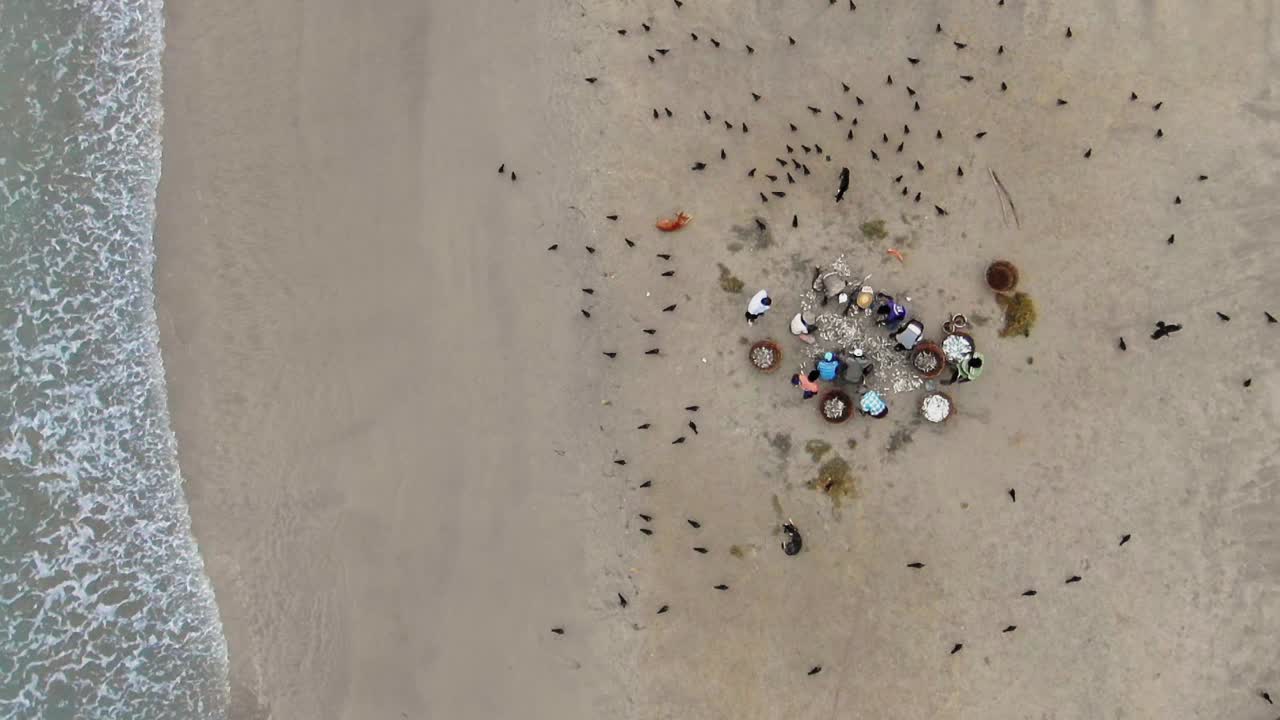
[
  {"left": 745, "top": 289, "right": 772, "bottom": 324},
  {"left": 790, "top": 311, "right": 816, "bottom": 344}
]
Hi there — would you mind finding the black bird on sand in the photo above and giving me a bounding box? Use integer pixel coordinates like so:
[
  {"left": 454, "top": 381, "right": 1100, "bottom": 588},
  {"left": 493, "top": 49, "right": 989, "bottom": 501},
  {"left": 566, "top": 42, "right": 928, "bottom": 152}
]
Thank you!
[
  {"left": 976, "top": 131, "right": 987, "bottom": 138},
  {"left": 746, "top": 44, "right": 754, "bottom": 53},
  {"left": 691, "top": 162, "right": 706, "bottom": 170},
  {"left": 1084, "top": 148, "right": 1092, "bottom": 158},
  {"left": 789, "top": 36, "right": 796, "bottom": 45},
  {"left": 951, "top": 643, "right": 963, "bottom": 654},
  {"left": 914, "top": 192, "right": 921, "bottom": 202},
  {"left": 637, "top": 423, "right": 650, "bottom": 429},
  {"left": 1009, "top": 488, "right": 1016, "bottom": 502},
  {"left": 1001, "top": 81, "right": 1008, "bottom": 91},
  {"left": 661, "top": 270, "right": 674, "bottom": 277},
  {"left": 584, "top": 245, "right": 595, "bottom": 254},
  {"left": 714, "top": 584, "right": 729, "bottom": 591},
  {"left": 1217, "top": 312, "right": 1231, "bottom": 321},
  {"left": 752, "top": 92, "right": 761, "bottom": 101},
  {"left": 552, "top": 627, "right": 564, "bottom": 634},
  {"left": 961, "top": 74, "right": 974, "bottom": 82},
  {"left": 646, "top": 348, "right": 661, "bottom": 355},
  {"left": 1266, "top": 311, "right": 1278, "bottom": 323},
  {"left": 936, "top": 129, "right": 942, "bottom": 139},
  {"left": 908, "top": 56, "right": 920, "bottom": 64},
  {"left": 886, "top": 75, "right": 893, "bottom": 85},
  {"left": 1022, "top": 590, "right": 1037, "bottom": 597},
  {"left": 688, "top": 421, "right": 698, "bottom": 434},
  {"left": 657, "top": 605, "right": 669, "bottom": 614},
  {"left": 693, "top": 547, "right": 708, "bottom": 554},
  {"left": 1057, "top": 98, "right": 1068, "bottom": 105},
  {"left": 856, "top": 96, "right": 864, "bottom": 105},
  {"left": 1261, "top": 691, "right": 1272, "bottom": 704},
  {"left": 808, "top": 105, "right": 822, "bottom": 114},
  {"left": 781, "top": 522, "right": 803, "bottom": 555},
  {"left": 618, "top": 593, "right": 628, "bottom": 607},
  {"left": 639, "top": 480, "right": 651, "bottom": 488},
  {"left": 954, "top": 41, "right": 967, "bottom": 49},
  {"left": 870, "top": 150, "right": 879, "bottom": 161},
  {"left": 1153, "top": 101, "right": 1163, "bottom": 110},
  {"left": 1156, "top": 128, "right": 1164, "bottom": 139},
  {"left": 624, "top": 238, "right": 635, "bottom": 247},
  {"left": 906, "top": 86, "right": 916, "bottom": 96},
  {"left": 581, "top": 309, "right": 591, "bottom": 318},
  {"left": 703, "top": 110, "right": 711, "bottom": 121},
  {"left": 720, "top": 149, "right": 726, "bottom": 160},
  {"left": 836, "top": 167, "right": 851, "bottom": 201},
  {"left": 671, "top": 436, "right": 685, "bottom": 444},
  {"left": 916, "top": 160, "right": 925, "bottom": 171},
  {"left": 907, "top": 562, "right": 925, "bottom": 569},
  {"left": 998, "top": 44, "right": 1005, "bottom": 54},
  {"left": 664, "top": 107, "right": 672, "bottom": 117},
  {"left": 897, "top": 142, "right": 904, "bottom": 153},
  {"left": 1120, "top": 534, "right": 1131, "bottom": 546},
  {"left": 1130, "top": 91, "right": 1138, "bottom": 100},
  {"left": 755, "top": 218, "right": 766, "bottom": 230},
  {"left": 1003, "top": 625, "right": 1017, "bottom": 633},
  {"left": 687, "top": 519, "right": 700, "bottom": 528},
  {"left": 913, "top": 101, "right": 920, "bottom": 111},
  {"left": 710, "top": 38, "right": 719, "bottom": 47},
  {"left": 1151, "top": 321, "right": 1182, "bottom": 339},
  {"left": 656, "top": 253, "right": 671, "bottom": 260},
  {"left": 957, "top": 166, "right": 964, "bottom": 176},
  {"left": 1167, "top": 234, "right": 1175, "bottom": 244},
  {"left": 936, "top": 23, "right": 942, "bottom": 33},
  {"left": 1198, "top": 174, "right": 1208, "bottom": 181},
  {"left": 935, "top": 205, "right": 948, "bottom": 215},
  {"left": 656, "top": 48, "right": 669, "bottom": 55},
  {"left": 606, "top": 214, "right": 618, "bottom": 220},
  {"left": 497, "top": 164, "right": 505, "bottom": 173},
  {"left": 602, "top": 351, "right": 616, "bottom": 359},
  {"left": 842, "top": 82, "right": 850, "bottom": 92},
  {"left": 685, "top": 405, "right": 699, "bottom": 411},
  {"left": 1066, "top": 26, "right": 1073, "bottom": 38},
  {"left": 1065, "top": 575, "right": 1082, "bottom": 584},
  {"left": 510, "top": 172, "right": 517, "bottom": 181},
  {"left": 546, "top": 244, "right": 558, "bottom": 251},
  {"left": 639, "top": 528, "right": 652, "bottom": 535},
  {"left": 808, "top": 666, "right": 822, "bottom": 675},
  {"left": 584, "top": 77, "right": 597, "bottom": 83},
  {"left": 1119, "top": 337, "right": 1127, "bottom": 351},
  {"left": 613, "top": 459, "right": 626, "bottom": 465}
]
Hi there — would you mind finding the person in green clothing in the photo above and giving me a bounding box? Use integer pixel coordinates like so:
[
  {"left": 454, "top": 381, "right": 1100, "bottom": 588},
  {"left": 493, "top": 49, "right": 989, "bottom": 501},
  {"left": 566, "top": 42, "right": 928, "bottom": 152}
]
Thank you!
[{"left": 945, "top": 352, "right": 985, "bottom": 385}]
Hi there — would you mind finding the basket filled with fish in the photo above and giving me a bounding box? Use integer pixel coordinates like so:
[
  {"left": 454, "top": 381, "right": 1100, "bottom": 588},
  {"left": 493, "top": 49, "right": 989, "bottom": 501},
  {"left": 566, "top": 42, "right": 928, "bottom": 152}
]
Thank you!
[
  {"left": 909, "top": 341, "right": 947, "bottom": 379},
  {"left": 920, "top": 392, "right": 954, "bottom": 424},
  {"left": 749, "top": 339, "right": 783, "bottom": 373},
  {"left": 819, "top": 390, "right": 854, "bottom": 423}
]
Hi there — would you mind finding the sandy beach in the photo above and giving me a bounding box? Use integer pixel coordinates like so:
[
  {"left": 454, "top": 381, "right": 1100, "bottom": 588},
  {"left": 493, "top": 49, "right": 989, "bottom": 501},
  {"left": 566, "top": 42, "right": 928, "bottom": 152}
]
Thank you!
[{"left": 156, "top": 1, "right": 1279, "bottom": 719}]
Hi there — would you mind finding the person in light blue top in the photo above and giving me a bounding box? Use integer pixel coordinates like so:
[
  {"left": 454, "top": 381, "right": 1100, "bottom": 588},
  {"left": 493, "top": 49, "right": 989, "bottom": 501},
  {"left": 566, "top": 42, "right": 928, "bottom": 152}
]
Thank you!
[
  {"left": 816, "top": 352, "right": 841, "bottom": 381},
  {"left": 859, "top": 390, "right": 888, "bottom": 419}
]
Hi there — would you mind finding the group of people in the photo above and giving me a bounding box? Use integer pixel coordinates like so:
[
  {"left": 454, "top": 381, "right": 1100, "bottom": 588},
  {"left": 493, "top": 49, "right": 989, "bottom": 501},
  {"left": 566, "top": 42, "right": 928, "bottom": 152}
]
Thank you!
[{"left": 747, "top": 267, "right": 987, "bottom": 421}]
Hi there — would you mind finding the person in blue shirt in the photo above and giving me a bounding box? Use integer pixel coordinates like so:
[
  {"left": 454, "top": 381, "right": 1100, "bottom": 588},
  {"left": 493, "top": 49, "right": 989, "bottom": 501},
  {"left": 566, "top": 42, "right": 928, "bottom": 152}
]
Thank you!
[
  {"left": 816, "top": 352, "right": 841, "bottom": 381},
  {"left": 875, "top": 293, "right": 908, "bottom": 331}
]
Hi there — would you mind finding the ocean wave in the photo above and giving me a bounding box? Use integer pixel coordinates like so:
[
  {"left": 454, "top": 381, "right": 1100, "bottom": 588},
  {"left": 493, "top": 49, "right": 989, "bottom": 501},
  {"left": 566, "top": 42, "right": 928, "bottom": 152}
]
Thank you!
[{"left": 0, "top": 1, "right": 229, "bottom": 718}]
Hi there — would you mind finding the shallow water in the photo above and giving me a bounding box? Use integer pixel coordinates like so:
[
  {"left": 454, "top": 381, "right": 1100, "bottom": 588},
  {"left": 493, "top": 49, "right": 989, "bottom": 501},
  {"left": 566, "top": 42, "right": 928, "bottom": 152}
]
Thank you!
[{"left": 0, "top": 1, "right": 228, "bottom": 717}]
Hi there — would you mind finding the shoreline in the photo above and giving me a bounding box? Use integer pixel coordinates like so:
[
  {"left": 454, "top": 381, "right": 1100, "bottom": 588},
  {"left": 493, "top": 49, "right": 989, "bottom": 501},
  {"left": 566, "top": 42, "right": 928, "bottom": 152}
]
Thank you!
[{"left": 155, "top": 1, "right": 625, "bottom": 717}]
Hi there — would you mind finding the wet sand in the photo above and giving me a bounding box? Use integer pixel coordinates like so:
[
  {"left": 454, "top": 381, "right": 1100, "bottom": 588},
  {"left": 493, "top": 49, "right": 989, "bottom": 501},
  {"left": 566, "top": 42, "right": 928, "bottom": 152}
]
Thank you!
[{"left": 157, "top": 1, "right": 1279, "bottom": 718}]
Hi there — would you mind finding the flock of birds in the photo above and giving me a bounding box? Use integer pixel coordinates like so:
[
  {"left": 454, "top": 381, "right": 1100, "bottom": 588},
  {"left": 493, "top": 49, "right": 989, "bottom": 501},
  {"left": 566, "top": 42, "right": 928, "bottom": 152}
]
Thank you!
[{"left": 514, "top": 0, "right": 1277, "bottom": 712}]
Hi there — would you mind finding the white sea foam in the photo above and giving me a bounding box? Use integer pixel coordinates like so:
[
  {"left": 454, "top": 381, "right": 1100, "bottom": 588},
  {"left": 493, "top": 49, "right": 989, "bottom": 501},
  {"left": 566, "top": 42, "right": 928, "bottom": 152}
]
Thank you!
[{"left": 0, "top": 1, "right": 229, "bottom": 718}]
